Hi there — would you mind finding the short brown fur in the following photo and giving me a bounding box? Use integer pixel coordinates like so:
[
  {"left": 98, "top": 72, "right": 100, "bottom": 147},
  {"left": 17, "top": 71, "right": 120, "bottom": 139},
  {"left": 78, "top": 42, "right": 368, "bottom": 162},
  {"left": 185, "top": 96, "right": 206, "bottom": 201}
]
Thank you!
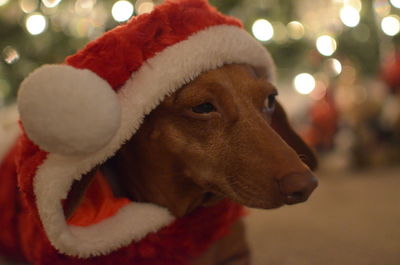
[{"left": 66, "top": 63, "right": 318, "bottom": 265}]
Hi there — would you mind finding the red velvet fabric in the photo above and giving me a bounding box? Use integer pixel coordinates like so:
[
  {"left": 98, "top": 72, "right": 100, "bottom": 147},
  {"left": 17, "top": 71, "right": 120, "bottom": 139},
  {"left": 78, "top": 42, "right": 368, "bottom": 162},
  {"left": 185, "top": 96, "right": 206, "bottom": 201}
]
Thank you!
[
  {"left": 0, "top": 136, "right": 245, "bottom": 265},
  {"left": 66, "top": 0, "right": 242, "bottom": 90}
]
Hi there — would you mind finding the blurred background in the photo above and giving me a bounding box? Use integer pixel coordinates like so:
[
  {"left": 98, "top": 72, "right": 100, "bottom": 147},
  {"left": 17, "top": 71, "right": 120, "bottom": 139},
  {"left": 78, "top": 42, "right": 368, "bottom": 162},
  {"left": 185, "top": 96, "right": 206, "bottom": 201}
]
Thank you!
[{"left": 0, "top": 0, "right": 399, "bottom": 264}]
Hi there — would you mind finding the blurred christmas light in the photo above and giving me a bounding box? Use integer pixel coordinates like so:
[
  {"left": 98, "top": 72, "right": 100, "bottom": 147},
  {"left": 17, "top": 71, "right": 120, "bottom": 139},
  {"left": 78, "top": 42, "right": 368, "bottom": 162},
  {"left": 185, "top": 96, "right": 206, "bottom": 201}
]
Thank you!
[
  {"left": 41, "top": 0, "right": 61, "bottom": 8},
  {"left": 2, "top": 46, "right": 20, "bottom": 64},
  {"left": 374, "top": 0, "right": 391, "bottom": 17},
  {"left": 0, "top": 0, "right": 9, "bottom": 7},
  {"left": 26, "top": 13, "right": 47, "bottom": 35},
  {"left": 316, "top": 35, "right": 337, "bottom": 56},
  {"left": 294, "top": 73, "right": 316, "bottom": 95},
  {"left": 252, "top": 19, "right": 274, "bottom": 42},
  {"left": 346, "top": 0, "right": 362, "bottom": 12},
  {"left": 138, "top": 2, "right": 154, "bottom": 14},
  {"left": 75, "top": 0, "right": 96, "bottom": 14},
  {"left": 340, "top": 6, "right": 360, "bottom": 27},
  {"left": 390, "top": 0, "right": 400, "bottom": 8},
  {"left": 327, "top": 58, "right": 342, "bottom": 76},
  {"left": 112, "top": 0, "right": 134, "bottom": 22},
  {"left": 287, "top": 21, "right": 305, "bottom": 40},
  {"left": 20, "top": 0, "right": 38, "bottom": 13},
  {"left": 136, "top": 0, "right": 154, "bottom": 15},
  {"left": 381, "top": 15, "right": 400, "bottom": 36}
]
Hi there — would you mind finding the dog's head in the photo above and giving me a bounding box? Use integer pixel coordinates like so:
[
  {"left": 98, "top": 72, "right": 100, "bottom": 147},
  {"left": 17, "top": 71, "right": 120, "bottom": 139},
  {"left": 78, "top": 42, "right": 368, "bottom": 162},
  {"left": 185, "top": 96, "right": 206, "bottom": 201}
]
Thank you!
[{"left": 115, "top": 64, "right": 317, "bottom": 210}]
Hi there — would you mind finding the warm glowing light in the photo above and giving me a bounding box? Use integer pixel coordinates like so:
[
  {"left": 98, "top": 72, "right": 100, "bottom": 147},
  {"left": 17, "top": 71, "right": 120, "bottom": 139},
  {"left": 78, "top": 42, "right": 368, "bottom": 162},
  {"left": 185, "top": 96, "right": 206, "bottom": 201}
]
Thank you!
[
  {"left": 374, "top": 0, "right": 391, "bottom": 16},
  {"left": 42, "top": 0, "right": 62, "bottom": 8},
  {"left": 0, "top": 0, "right": 9, "bottom": 7},
  {"left": 112, "top": 0, "right": 134, "bottom": 22},
  {"left": 381, "top": 15, "right": 400, "bottom": 36},
  {"left": 252, "top": 19, "right": 274, "bottom": 42},
  {"left": 294, "top": 73, "right": 316, "bottom": 95},
  {"left": 2, "top": 46, "right": 19, "bottom": 64},
  {"left": 316, "top": 35, "right": 337, "bottom": 56},
  {"left": 138, "top": 2, "right": 154, "bottom": 14},
  {"left": 346, "top": 0, "right": 362, "bottom": 12},
  {"left": 20, "top": 0, "right": 38, "bottom": 13},
  {"left": 26, "top": 13, "right": 47, "bottom": 35},
  {"left": 287, "top": 21, "right": 305, "bottom": 40},
  {"left": 327, "top": 58, "right": 342, "bottom": 76},
  {"left": 390, "top": 0, "right": 400, "bottom": 8},
  {"left": 340, "top": 6, "right": 360, "bottom": 27}
]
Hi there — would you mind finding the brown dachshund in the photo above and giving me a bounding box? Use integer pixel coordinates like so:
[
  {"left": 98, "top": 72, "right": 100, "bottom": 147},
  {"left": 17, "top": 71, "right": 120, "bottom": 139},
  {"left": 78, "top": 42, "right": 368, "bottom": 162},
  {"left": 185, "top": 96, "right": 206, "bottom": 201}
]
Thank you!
[{"left": 64, "top": 63, "right": 318, "bottom": 265}]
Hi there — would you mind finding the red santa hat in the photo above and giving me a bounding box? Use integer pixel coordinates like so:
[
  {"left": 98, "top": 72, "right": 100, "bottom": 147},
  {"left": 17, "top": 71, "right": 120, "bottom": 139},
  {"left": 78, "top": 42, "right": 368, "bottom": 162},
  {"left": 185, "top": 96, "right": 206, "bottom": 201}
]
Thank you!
[{"left": 16, "top": 0, "right": 275, "bottom": 259}]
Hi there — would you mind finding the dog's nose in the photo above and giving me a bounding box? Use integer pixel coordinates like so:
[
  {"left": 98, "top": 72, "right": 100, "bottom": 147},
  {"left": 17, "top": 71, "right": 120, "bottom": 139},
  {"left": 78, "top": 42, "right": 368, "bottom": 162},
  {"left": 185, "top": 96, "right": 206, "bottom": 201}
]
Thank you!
[{"left": 279, "top": 172, "right": 318, "bottom": 205}]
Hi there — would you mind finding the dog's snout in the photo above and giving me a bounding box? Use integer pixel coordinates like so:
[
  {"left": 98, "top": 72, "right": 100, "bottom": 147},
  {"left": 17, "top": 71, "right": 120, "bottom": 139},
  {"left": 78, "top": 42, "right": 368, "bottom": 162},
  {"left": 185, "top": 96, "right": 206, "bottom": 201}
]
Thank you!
[{"left": 279, "top": 172, "right": 318, "bottom": 205}]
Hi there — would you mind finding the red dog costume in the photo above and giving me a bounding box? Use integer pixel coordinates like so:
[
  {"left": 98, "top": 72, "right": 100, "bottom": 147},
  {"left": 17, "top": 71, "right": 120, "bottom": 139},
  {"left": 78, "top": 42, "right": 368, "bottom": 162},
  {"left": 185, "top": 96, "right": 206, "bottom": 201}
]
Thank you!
[{"left": 0, "top": 0, "right": 276, "bottom": 264}]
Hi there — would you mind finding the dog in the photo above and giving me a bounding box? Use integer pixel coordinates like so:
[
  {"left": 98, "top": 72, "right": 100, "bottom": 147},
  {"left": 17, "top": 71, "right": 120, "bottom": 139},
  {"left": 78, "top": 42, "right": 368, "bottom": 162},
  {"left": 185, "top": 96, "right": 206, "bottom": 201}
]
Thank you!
[
  {"left": 0, "top": 63, "right": 317, "bottom": 265},
  {"left": 0, "top": 1, "right": 317, "bottom": 264}
]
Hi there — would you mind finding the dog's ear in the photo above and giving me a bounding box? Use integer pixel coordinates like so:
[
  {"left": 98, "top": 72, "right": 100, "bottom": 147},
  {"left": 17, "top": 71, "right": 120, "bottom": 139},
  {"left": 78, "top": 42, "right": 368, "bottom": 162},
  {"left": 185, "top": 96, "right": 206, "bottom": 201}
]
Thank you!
[{"left": 271, "top": 101, "right": 318, "bottom": 171}]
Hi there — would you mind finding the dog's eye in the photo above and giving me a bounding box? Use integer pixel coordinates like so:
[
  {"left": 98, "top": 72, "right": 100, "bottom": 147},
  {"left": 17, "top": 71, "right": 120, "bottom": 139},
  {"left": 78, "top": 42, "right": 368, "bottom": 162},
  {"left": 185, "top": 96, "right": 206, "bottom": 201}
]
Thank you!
[
  {"left": 264, "top": 93, "right": 278, "bottom": 112},
  {"left": 192, "top": 103, "right": 216, "bottom": 114}
]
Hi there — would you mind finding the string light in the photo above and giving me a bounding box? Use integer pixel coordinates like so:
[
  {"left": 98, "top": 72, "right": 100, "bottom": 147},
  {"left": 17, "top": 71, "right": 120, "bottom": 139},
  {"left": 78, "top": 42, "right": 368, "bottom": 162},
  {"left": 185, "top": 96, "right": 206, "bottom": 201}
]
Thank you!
[
  {"left": 136, "top": 0, "right": 154, "bottom": 15},
  {"left": 287, "top": 21, "right": 305, "bottom": 40},
  {"left": 112, "top": 0, "right": 134, "bottom": 22},
  {"left": 252, "top": 19, "right": 274, "bottom": 42},
  {"left": 390, "top": 0, "right": 400, "bottom": 8},
  {"left": 41, "top": 0, "right": 62, "bottom": 8},
  {"left": 20, "top": 0, "right": 38, "bottom": 13},
  {"left": 26, "top": 13, "right": 47, "bottom": 35},
  {"left": 340, "top": 6, "right": 360, "bottom": 27},
  {"left": 346, "top": 0, "right": 362, "bottom": 12},
  {"left": 2, "top": 46, "right": 20, "bottom": 64},
  {"left": 0, "top": 0, "right": 9, "bottom": 7},
  {"left": 294, "top": 73, "right": 316, "bottom": 95},
  {"left": 381, "top": 15, "right": 400, "bottom": 36},
  {"left": 327, "top": 58, "right": 342, "bottom": 76},
  {"left": 374, "top": 0, "right": 391, "bottom": 17},
  {"left": 316, "top": 35, "right": 337, "bottom": 56}
]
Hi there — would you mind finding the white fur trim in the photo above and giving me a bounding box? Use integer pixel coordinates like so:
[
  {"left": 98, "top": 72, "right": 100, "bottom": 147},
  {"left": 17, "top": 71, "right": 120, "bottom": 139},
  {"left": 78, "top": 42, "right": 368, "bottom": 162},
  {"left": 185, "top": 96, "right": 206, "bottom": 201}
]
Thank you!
[
  {"left": 18, "top": 65, "right": 121, "bottom": 156},
  {"left": 0, "top": 105, "right": 20, "bottom": 161},
  {"left": 34, "top": 25, "right": 274, "bottom": 258}
]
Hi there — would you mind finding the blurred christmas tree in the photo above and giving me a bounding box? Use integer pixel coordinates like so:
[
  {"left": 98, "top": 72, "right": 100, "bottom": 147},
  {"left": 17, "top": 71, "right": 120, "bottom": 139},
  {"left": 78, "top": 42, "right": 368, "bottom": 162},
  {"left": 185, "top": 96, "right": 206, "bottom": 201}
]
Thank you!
[{"left": 0, "top": 0, "right": 400, "bottom": 107}]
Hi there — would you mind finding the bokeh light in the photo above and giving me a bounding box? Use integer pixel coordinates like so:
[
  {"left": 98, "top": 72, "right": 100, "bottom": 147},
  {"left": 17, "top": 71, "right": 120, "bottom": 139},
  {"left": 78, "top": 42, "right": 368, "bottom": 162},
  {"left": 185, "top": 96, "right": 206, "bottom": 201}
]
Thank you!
[
  {"left": 20, "top": 0, "right": 38, "bottom": 13},
  {"left": 390, "top": 0, "right": 400, "bottom": 8},
  {"left": 340, "top": 6, "right": 360, "bottom": 27},
  {"left": 346, "top": 0, "right": 362, "bottom": 12},
  {"left": 252, "top": 19, "right": 274, "bottom": 42},
  {"left": 2, "top": 46, "right": 19, "bottom": 64},
  {"left": 287, "top": 21, "right": 305, "bottom": 40},
  {"left": 294, "top": 73, "right": 316, "bottom": 95},
  {"left": 112, "top": 0, "right": 134, "bottom": 22},
  {"left": 374, "top": 0, "right": 391, "bottom": 17},
  {"left": 25, "top": 13, "right": 47, "bottom": 35},
  {"left": 136, "top": 0, "right": 154, "bottom": 15},
  {"left": 41, "top": 0, "right": 62, "bottom": 8},
  {"left": 0, "top": 0, "right": 9, "bottom": 7},
  {"left": 327, "top": 58, "right": 342, "bottom": 76},
  {"left": 316, "top": 35, "right": 337, "bottom": 56},
  {"left": 381, "top": 15, "right": 400, "bottom": 36}
]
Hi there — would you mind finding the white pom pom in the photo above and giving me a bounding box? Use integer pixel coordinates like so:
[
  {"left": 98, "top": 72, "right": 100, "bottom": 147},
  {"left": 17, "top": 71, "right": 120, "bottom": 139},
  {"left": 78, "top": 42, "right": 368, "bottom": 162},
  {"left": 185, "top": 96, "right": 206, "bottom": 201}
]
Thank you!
[{"left": 18, "top": 65, "right": 121, "bottom": 156}]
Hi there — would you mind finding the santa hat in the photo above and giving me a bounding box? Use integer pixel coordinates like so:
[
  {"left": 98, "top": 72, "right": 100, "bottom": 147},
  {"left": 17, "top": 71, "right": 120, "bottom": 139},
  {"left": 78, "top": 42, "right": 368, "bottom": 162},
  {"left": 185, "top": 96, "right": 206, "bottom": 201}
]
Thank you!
[{"left": 16, "top": 0, "right": 275, "bottom": 259}]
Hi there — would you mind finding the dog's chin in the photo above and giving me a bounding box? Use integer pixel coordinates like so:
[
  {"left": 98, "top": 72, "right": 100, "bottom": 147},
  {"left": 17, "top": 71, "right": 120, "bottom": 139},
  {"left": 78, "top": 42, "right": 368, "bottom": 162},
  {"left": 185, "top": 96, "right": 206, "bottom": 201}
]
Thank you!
[{"left": 236, "top": 198, "right": 285, "bottom": 210}]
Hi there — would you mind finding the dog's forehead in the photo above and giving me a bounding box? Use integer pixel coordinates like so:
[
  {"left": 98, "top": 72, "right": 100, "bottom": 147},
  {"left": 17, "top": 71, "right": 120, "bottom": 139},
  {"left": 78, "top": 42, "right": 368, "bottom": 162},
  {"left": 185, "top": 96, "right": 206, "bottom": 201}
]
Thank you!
[{"left": 192, "top": 64, "right": 269, "bottom": 88}]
